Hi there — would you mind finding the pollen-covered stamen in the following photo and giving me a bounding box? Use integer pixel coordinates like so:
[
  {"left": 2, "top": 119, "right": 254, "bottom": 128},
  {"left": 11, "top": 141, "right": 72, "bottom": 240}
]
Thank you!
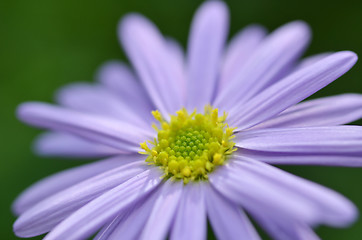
[{"left": 140, "top": 105, "right": 236, "bottom": 183}]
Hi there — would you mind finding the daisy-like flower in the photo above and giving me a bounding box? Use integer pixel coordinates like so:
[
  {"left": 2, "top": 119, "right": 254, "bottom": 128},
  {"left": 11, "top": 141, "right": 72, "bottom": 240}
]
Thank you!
[{"left": 13, "top": 1, "right": 362, "bottom": 239}]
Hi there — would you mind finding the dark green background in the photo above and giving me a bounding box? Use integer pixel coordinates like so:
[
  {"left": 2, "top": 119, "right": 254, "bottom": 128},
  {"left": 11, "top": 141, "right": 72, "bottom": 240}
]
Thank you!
[{"left": 1, "top": 0, "right": 362, "bottom": 239}]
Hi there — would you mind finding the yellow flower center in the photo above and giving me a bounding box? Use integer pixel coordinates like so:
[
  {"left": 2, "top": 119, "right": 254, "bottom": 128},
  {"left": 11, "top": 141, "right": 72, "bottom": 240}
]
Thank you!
[{"left": 140, "top": 105, "right": 236, "bottom": 184}]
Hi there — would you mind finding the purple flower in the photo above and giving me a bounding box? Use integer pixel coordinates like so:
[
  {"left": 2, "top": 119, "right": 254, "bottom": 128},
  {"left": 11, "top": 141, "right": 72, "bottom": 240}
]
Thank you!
[{"left": 13, "top": 1, "right": 362, "bottom": 239}]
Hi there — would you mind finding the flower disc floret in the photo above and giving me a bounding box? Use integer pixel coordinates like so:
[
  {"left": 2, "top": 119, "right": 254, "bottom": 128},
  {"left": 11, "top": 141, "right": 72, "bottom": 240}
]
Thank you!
[{"left": 140, "top": 106, "right": 236, "bottom": 183}]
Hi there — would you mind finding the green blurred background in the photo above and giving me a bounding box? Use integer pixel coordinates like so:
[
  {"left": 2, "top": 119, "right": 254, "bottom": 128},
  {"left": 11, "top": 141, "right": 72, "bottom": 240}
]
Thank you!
[{"left": 1, "top": 0, "right": 362, "bottom": 239}]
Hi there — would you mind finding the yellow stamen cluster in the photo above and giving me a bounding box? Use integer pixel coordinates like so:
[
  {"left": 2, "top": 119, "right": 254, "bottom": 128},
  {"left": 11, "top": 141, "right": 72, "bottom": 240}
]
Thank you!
[{"left": 140, "top": 106, "right": 236, "bottom": 184}]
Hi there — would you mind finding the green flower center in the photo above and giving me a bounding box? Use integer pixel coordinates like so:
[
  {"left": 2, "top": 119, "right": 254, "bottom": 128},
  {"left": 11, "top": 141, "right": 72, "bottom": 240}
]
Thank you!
[{"left": 140, "top": 106, "right": 236, "bottom": 184}]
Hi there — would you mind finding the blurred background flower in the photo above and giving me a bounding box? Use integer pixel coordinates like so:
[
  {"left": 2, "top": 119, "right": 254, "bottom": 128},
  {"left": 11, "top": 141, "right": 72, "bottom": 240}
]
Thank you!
[{"left": 1, "top": 0, "right": 362, "bottom": 239}]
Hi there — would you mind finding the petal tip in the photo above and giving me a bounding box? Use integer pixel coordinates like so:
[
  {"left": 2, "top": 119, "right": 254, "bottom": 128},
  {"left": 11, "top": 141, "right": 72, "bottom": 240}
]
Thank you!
[
  {"left": 197, "top": 0, "right": 229, "bottom": 20},
  {"left": 11, "top": 199, "right": 22, "bottom": 216},
  {"left": 329, "top": 50, "right": 358, "bottom": 68},
  {"left": 96, "top": 60, "right": 123, "bottom": 81},
  {"left": 243, "top": 24, "right": 268, "bottom": 35},
  {"left": 338, "top": 200, "right": 359, "bottom": 227},
  {"left": 284, "top": 20, "right": 311, "bottom": 38},
  {"left": 118, "top": 13, "right": 151, "bottom": 38},
  {"left": 341, "top": 50, "right": 358, "bottom": 63},
  {"left": 13, "top": 218, "right": 30, "bottom": 238},
  {"left": 16, "top": 102, "right": 39, "bottom": 122}
]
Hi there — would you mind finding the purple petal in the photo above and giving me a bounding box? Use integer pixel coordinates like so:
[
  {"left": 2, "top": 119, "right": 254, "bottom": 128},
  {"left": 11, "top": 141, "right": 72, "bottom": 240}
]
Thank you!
[
  {"left": 294, "top": 52, "right": 332, "bottom": 72},
  {"left": 14, "top": 160, "right": 147, "bottom": 237},
  {"left": 170, "top": 183, "right": 206, "bottom": 240},
  {"left": 236, "top": 126, "right": 362, "bottom": 166},
  {"left": 34, "top": 132, "right": 122, "bottom": 158},
  {"left": 230, "top": 157, "right": 357, "bottom": 226},
  {"left": 43, "top": 169, "right": 162, "bottom": 240},
  {"left": 228, "top": 51, "right": 358, "bottom": 130},
  {"left": 97, "top": 61, "right": 154, "bottom": 122},
  {"left": 186, "top": 0, "right": 229, "bottom": 111},
  {"left": 140, "top": 180, "right": 183, "bottom": 240},
  {"left": 251, "top": 94, "right": 362, "bottom": 129},
  {"left": 119, "top": 14, "right": 183, "bottom": 116},
  {"left": 17, "top": 102, "right": 152, "bottom": 152},
  {"left": 94, "top": 215, "right": 123, "bottom": 240},
  {"left": 215, "top": 21, "right": 311, "bottom": 110},
  {"left": 210, "top": 158, "right": 357, "bottom": 227},
  {"left": 99, "top": 187, "right": 160, "bottom": 240},
  {"left": 218, "top": 24, "right": 266, "bottom": 91},
  {"left": 56, "top": 82, "right": 150, "bottom": 128},
  {"left": 12, "top": 155, "right": 135, "bottom": 215},
  {"left": 210, "top": 163, "right": 316, "bottom": 225},
  {"left": 241, "top": 150, "right": 362, "bottom": 167},
  {"left": 237, "top": 126, "right": 362, "bottom": 153},
  {"left": 205, "top": 184, "right": 260, "bottom": 240},
  {"left": 250, "top": 210, "right": 320, "bottom": 240},
  {"left": 165, "top": 37, "right": 186, "bottom": 101},
  {"left": 293, "top": 225, "right": 321, "bottom": 240}
]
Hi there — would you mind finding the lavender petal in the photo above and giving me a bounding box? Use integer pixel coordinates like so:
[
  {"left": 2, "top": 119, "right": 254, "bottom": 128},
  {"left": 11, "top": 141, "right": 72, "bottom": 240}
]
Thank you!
[
  {"left": 250, "top": 210, "right": 320, "bottom": 240},
  {"left": 17, "top": 102, "right": 152, "bottom": 152},
  {"left": 119, "top": 14, "right": 183, "bottom": 116},
  {"left": 13, "top": 161, "right": 147, "bottom": 237},
  {"left": 215, "top": 21, "right": 311, "bottom": 110},
  {"left": 235, "top": 157, "right": 357, "bottom": 226},
  {"left": 34, "top": 132, "right": 122, "bottom": 158},
  {"left": 236, "top": 126, "right": 362, "bottom": 166},
  {"left": 56, "top": 82, "right": 150, "bottom": 128},
  {"left": 294, "top": 52, "right": 332, "bottom": 72},
  {"left": 210, "top": 158, "right": 357, "bottom": 227},
  {"left": 165, "top": 37, "right": 186, "bottom": 101},
  {"left": 251, "top": 94, "right": 362, "bottom": 129},
  {"left": 43, "top": 169, "right": 162, "bottom": 240},
  {"left": 170, "top": 183, "right": 206, "bottom": 240},
  {"left": 97, "top": 60, "right": 154, "bottom": 122},
  {"left": 13, "top": 155, "right": 136, "bottom": 215},
  {"left": 94, "top": 214, "right": 126, "bottom": 240},
  {"left": 205, "top": 184, "right": 260, "bottom": 240},
  {"left": 218, "top": 24, "right": 266, "bottom": 91},
  {"left": 186, "top": 0, "right": 229, "bottom": 111},
  {"left": 140, "top": 180, "right": 183, "bottom": 240},
  {"left": 228, "top": 51, "right": 357, "bottom": 130},
  {"left": 101, "top": 187, "right": 161, "bottom": 240}
]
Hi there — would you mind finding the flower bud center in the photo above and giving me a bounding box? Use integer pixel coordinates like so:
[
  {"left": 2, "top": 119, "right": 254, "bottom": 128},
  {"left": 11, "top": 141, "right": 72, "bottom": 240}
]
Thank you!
[{"left": 140, "top": 106, "right": 236, "bottom": 184}]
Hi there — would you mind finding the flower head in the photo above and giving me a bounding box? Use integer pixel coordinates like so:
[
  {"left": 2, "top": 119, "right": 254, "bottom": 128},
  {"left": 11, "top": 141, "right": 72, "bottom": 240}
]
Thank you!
[
  {"left": 13, "top": 1, "right": 362, "bottom": 239},
  {"left": 141, "top": 106, "right": 236, "bottom": 183}
]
